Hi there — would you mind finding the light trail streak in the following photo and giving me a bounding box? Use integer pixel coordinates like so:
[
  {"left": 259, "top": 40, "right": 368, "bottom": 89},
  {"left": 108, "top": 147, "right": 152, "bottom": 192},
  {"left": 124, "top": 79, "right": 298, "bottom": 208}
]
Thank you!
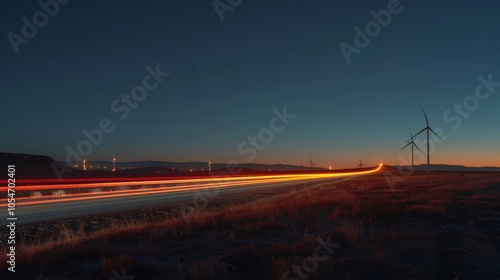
[
  {"left": 10, "top": 164, "right": 384, "bottom": 191},
  {"left": 1, "top": 164, "right": 383, "bottom": 207}
]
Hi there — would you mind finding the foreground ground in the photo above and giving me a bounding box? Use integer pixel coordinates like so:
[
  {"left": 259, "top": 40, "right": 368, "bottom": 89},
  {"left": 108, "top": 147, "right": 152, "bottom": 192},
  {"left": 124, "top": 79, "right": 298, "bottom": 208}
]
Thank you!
[{"left": 1, "top": 171, "right": 499, "bottom": 279}]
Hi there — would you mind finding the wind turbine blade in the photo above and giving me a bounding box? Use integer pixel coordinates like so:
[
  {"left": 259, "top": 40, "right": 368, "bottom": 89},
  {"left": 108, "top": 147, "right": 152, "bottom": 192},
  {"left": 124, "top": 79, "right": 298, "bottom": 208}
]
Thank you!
[
  {"left": 420, "top": 106, "right": 430, "bottom": 127},
  {"left": 405, "top": 129, "right": 414, "bottom": 143},
  {"left": 413, "top": 142, "right": 422, "bottom": 152},
  {"left": 414, "top": 127, "right": 426, "bottom": 137},
  {"left": 401, "top": 142, "right": 412, "bottom": 150},
  {"left": 429, "top": 128, "right": 442, "bottom": 141}
]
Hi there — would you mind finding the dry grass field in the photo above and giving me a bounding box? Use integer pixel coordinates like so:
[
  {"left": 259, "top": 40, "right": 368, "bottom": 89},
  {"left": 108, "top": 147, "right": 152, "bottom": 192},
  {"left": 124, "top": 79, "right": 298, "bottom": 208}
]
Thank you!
[{"left": 1, "top": 171, "right": 499, "bottom": 279}]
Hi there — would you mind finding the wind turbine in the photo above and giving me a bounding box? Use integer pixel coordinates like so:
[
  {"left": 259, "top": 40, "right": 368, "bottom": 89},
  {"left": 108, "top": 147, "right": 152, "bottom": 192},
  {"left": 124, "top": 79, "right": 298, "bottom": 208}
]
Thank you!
[
  {"left": 357, "top": 158, "right": 363, "bottom": 168},
  {"left": 309, "top": 155, "right": 315, "bottom": 170},
  {"left": 414, "top": 106, "right": 442, "bottom": 173},
  {"left": 401, "top": 129, "right": 421, "bottom": 167}
]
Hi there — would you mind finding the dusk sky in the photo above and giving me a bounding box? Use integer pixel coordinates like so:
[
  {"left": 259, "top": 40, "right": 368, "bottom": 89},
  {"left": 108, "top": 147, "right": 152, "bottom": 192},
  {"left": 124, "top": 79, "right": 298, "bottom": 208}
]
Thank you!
[{"left": 1, "top": 0, "right": 499, "bottom": 168}]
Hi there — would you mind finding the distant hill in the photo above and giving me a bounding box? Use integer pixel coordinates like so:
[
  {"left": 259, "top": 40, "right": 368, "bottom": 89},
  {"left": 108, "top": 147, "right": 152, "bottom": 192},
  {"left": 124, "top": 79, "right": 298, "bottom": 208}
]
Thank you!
[
  {"left": 0, "top": 152, "right": 57, "bottom": 178},
  {"left": 60, "top": 160, "right": 322, "bottom": 172},
  {"left": 393, "top": 164, "right": 500, "bottom": 172},
  {"left": 0, "top": 152, "right": 323, "bottom": 179}
]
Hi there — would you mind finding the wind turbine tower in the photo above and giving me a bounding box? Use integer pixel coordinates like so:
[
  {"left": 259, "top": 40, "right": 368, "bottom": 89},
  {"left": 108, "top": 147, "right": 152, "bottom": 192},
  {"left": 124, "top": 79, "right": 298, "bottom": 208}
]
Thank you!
[
  {"left": 414, "top": 106, "right": 442, "bottom": 173},
  {"left": 401, "top": 130, "right": 421, "bottom": 167}
]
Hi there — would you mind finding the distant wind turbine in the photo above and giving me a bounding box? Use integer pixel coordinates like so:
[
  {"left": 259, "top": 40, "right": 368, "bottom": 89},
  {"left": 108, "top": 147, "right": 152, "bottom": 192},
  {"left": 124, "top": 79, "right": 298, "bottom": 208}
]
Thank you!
[
  {"left": 401, "top": 129, "right": 421, "bottom": 167},
  {"left": 357, "top": 158, "right": 363, "bottom": 168},
  {"left": 414, "top": 106, "right": 442, "bottom": 173}
]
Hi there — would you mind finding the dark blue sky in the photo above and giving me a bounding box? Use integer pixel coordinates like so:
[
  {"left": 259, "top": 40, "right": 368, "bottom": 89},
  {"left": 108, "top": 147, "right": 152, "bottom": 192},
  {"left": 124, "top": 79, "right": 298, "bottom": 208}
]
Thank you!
[{"left": 1, "top": 0, "right": 499, "bottom": 168}]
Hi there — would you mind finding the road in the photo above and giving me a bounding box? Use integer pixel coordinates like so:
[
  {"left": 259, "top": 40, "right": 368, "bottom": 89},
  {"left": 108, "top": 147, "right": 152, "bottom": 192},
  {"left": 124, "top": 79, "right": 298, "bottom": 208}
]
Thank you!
[{"left": 1, "top": 164, "right": 382, "bottom": 225}]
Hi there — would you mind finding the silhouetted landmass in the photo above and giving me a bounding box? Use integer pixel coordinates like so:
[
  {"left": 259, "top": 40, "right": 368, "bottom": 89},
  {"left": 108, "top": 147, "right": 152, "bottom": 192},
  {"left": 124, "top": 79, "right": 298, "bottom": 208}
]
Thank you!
[
  {"left": 0, "top": 152, "right": 57, "bottom": 179},
  {"left": 393, "top": 164, "right": 500, "bottom": 172},
  {"left": 0, "top": 152, "right": 326, "bottom": 180},
  {"left": 79, "top": 160, "right": 323, "bottom": 172}
]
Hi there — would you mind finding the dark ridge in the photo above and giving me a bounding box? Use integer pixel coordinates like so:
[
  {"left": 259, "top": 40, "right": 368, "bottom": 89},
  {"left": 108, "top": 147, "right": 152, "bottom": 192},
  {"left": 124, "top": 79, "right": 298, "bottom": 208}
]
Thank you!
[
  {"left": 393, "top": 164, "right": 500, "bottom": 172},
  {"left": 0, "top": 152, "right": 57, "bottom": 179}
]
